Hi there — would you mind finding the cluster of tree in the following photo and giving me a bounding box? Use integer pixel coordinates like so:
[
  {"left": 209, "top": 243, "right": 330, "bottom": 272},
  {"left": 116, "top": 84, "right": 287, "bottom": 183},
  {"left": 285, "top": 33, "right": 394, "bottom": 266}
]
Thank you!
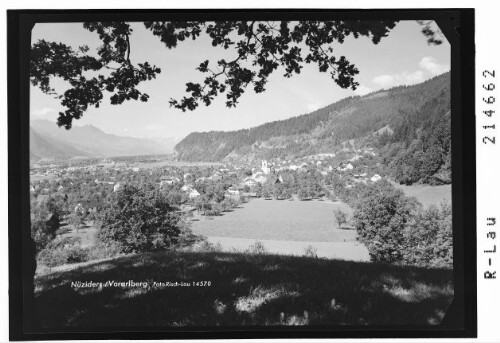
[
  {"left": 383, "top": 87, "right": 451, "bottom": 184},
  {"left": 194, "top": 195, "right": 242, "bottom": 216},
  {"left": 297, "top": 183, "right": 326, "bottom": 200},
  {"left": 31, "top": 163, "right": 229, "bottom": 260},
  {"left": 258, "top": 170, "right": 327, "bottom": 200},
  {"left": 30, "top": 162, "right": 235, "bottom": 212},
  {"left": 30, "top": 195, "right": 62, "bottom": 252},
  {"left": 332, "top": 179, "right": 452, "bottom": 268},
  {"left": 36, "top": 236, "right": 90, "bottom": 268},
  {"left": 96, "top": 184, "right": 185, "bottom": 253},
  {"left": 191, "top": 177, "right": 246, "bottom": 216}
]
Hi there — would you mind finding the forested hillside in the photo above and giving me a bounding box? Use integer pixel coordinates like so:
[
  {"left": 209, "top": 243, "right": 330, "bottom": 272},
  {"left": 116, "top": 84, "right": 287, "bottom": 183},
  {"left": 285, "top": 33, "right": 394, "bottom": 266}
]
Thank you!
[
  {"left": 382, "top": 85, "right": 451, "bottom": 184},
  {"left": 175, "top": 96, "right": 358, "bottom": 162},
  {"left": 175, "top": 72, "right": 451, "bottom": 184}
]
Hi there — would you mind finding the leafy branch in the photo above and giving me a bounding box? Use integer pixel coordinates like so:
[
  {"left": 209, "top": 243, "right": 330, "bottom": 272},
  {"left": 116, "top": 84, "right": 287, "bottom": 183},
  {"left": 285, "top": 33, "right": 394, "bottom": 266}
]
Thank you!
[{"left": 29, "top": 19, "right": 445, "bottom": 128}]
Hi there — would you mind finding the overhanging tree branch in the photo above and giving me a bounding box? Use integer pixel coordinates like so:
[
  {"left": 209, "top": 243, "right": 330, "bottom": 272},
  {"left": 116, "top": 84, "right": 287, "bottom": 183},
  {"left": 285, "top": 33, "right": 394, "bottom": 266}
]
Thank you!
[{"left": 30, "top": 20, "right": 442, "bottom": 128}]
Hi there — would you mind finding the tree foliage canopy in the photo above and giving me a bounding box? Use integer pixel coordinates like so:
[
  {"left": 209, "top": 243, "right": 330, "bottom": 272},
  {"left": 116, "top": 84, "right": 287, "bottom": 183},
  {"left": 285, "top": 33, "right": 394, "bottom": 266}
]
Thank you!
[
  {"left": 351, "top": 180, "right": 452, "bottom": 267},
  {"left": 97, "top": 184, "right": 183, "bottom": 253},
  {"left": 30, "top": 20, "right": 443, "bottom": 129},
  {"left": 353, "top": 181, "right": 421, "bottom": 263}
]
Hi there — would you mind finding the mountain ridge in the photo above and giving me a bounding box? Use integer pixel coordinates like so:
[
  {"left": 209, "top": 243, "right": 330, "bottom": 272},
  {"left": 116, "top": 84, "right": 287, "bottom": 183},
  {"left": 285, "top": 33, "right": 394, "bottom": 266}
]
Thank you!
[
  {"left": 174, "top": 72, "right": 450, "bottom": 164},
  {"left": 30, "top": 120, "right": 174, "bottom": 162},
  {"left": 174, "top": 73, "right": 451, "bottom": 184}
]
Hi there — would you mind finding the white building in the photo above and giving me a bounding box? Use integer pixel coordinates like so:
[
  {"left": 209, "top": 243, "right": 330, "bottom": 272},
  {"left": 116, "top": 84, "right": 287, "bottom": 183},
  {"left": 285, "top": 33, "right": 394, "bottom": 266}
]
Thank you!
[
  {"left": 336, "top": 162, "right": 354, "bottom": 172},
  {"left": 261, "top": 160, "right": 271, "bottom": 174},
  {"left": 226, "top": 187, "right": 241, "bottom": 196},
  {"left": 243, "top": 177, "right": 257, "bottom": 187},
  {"left": 371, "top": 174, "right": 382, "bottom": 182},
  {"left": 188, "top": 189, "right": 200, "bottom": 199},
  {"left": 253, "top": 175, "right": 268, "bottom": 184},
  {"left": 160, "top": 176, "right": 180, "bottom": 186},
  {"left": 181, "top": 184, "right": 193, "bottom": 192},
  {"left": 349, "top": 155, "right": 362, "bottom": 162},
  {"left": 180, "top": 184, "right": 200, "bottom": 199}
]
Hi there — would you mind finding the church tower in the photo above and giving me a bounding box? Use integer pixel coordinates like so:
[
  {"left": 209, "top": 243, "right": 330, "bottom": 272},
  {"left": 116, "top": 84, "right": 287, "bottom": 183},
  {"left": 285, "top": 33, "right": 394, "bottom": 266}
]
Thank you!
[{"left": 261, "top": 160, "right": 270, "bottom": 174}]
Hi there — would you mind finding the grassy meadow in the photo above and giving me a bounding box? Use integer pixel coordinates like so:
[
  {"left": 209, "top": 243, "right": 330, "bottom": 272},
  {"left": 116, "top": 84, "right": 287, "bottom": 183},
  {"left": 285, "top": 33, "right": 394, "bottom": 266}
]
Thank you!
[
  {"left": 392, "top": 184, "right": 451, "bottom": 208},
  {"left": 34, "top": 250, "right": 453, "bottom": 328},
  {"left": 191, "top": 198, "right": 355, "bottom": 242}
]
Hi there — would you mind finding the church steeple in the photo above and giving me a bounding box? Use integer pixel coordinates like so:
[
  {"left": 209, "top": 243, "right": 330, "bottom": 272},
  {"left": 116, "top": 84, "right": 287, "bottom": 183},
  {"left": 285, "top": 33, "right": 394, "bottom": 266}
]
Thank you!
[{"left": 261, "top": 160, "right": 270, "bottom": 174}]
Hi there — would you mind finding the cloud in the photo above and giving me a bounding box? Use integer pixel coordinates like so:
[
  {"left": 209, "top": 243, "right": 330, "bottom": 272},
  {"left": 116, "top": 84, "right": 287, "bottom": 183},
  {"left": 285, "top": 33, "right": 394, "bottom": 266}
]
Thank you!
[
  {"left": 354, "top": 85, "right": 373, "bottom": 96},
  {"left": 418, "top": 56, "right": 450, "bottom": 76},
  {"left": 371, "top": 57, "right": 449, "bottom": 90},
  {"left": 373, "top": 71, "right": 425, "bottom": 89},
  {"left": 31, "top": 107, "right": 54, "bottom": 117}
]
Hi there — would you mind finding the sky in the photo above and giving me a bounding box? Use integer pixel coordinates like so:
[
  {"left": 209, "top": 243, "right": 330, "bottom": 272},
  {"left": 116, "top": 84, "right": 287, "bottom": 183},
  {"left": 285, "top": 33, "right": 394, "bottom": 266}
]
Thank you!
[{"left": 30, "top": 20, "right": 450, "bottom": 140}]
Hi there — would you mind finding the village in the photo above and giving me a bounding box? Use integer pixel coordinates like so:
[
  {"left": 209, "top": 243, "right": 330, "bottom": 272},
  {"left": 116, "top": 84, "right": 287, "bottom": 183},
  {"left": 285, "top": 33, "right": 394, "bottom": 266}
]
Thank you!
[
  {"left": 30, "top": 146, "right": 385, "bottom": 218},
  {"left": 28, "top": 145, "right": 392, "bottom": 268}
]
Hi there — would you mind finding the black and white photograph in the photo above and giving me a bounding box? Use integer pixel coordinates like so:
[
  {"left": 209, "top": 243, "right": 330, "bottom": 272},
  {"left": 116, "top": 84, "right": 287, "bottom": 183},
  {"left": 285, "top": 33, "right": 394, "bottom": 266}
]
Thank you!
[{"left": 7, "top": 8, "right": 478, "bottom": 341}]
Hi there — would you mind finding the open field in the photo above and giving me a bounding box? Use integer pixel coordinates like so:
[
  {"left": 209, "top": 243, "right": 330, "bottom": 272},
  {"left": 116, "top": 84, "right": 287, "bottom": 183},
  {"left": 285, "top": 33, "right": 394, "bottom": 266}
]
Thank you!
[
  {"left": 34, "top": 250, "right": 454, "bottom": 328},
  {"left": 191, "top": 198, "right": 355, "bottom": 242},
  {"left": 392, "top": 184, "right": 451, "bottom": 208},
  {"left": 204, "top": 236, "right": 369, "bottom": 262}
]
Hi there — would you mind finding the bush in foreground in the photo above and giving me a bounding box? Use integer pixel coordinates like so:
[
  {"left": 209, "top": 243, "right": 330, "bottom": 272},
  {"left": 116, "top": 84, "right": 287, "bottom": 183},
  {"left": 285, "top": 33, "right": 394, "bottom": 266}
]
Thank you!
[
  {"left": 353, "top": 181, "right": 452, "bottom": 268},
  {"left": 402, "top": 201, "right": 453, "bottom": 268},
  {"left": 96, "top": 184, "right": 183, "bottom": 254},
  {"left": 37, "top": 237, "right": 90, "bottom": 268}
]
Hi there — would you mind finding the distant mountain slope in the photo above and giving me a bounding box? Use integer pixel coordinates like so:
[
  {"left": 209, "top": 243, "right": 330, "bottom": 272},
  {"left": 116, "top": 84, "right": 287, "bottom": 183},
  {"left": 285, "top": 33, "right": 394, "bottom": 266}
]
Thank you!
[
  {"left": 30, "top": 120, "right": 169, "bottom": 160},
  {"left": 383, "top": 87, "right": 451, "bottom": 184},
  {"left": 30, "top": 128, "right": 91, "bottom": 162},
  {"left": 174, "top": 73, "right": 450, "bottom": 164}
]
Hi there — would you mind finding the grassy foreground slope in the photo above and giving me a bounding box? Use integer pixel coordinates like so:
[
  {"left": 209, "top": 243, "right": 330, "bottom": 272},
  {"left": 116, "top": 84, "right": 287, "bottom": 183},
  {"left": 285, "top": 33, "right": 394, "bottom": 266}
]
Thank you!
[{"left": 35, "top": 250, "right": 453, "bottom": 328}]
